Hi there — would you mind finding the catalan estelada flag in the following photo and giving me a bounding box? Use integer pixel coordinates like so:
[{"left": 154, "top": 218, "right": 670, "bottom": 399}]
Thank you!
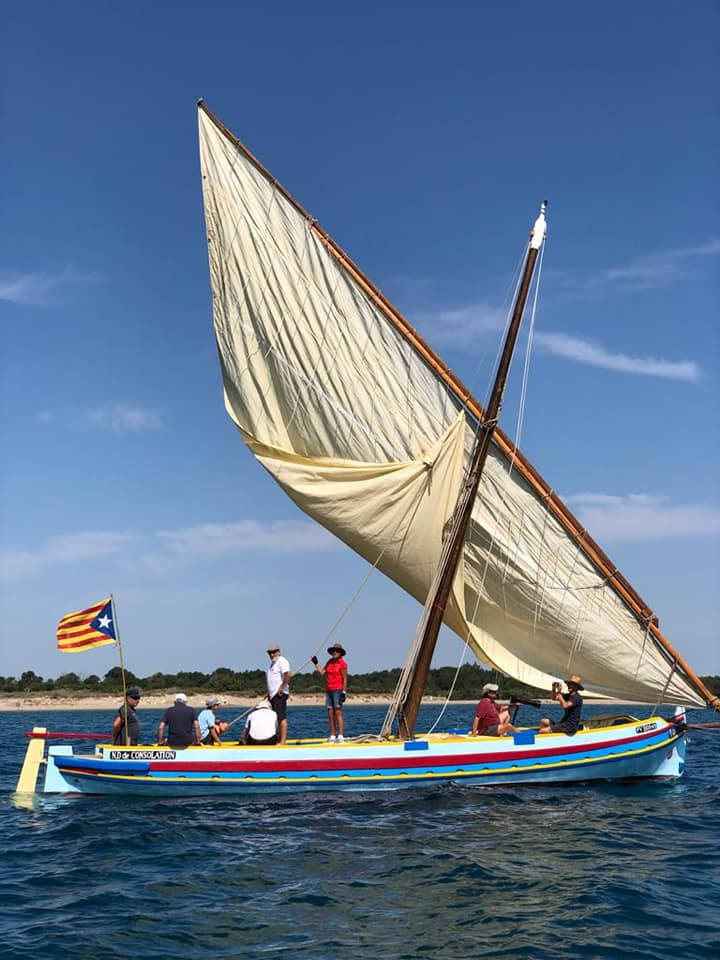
[{"left": 57, "top": 597, "right": 117, "bottom": 653}]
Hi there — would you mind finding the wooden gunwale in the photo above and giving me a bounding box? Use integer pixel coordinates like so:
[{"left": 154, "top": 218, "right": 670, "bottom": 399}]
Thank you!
[{"left": 197, "top": 100, "right": 717, "bottom": 710}]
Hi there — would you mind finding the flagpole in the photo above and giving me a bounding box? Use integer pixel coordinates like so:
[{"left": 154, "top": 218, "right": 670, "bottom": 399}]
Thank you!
[{"left": 110, "top": 594, "right": 129, "bottom": 747}]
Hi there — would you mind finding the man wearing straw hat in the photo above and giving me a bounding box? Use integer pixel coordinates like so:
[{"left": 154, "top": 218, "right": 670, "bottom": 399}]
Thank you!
[
  {"left": 539, "top": 675, "right": 584, "bottom": 735},
  {"left": 311, "top": 644, "right": 349, "bottom": 743}
]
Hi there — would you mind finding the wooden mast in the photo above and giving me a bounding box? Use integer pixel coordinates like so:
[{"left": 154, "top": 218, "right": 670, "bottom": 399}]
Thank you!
[
  {"left": 397, "top": 205, "right": 547, "bottom": 738},
  {"left": 197, "top": 100, "right": 718, "bottom": 712}
]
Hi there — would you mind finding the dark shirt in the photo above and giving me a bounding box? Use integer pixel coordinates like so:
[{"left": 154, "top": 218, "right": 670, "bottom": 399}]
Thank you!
[
  {"left": 554, "top": 692, "right": 583, "bottom": 734},
  {"left": 113, "top": 702, "right": 140, "bottom": 745},
  {"left": 161, "top": 703, "right": 198, "bottom": 747},
  {"left": 474, "top": 697, "right": 500, "bottom": 735}
]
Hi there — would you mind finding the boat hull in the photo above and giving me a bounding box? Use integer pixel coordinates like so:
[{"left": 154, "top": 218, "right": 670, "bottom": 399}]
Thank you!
[{"left": 41, "top": 717, "right": 685, "bottom": 796}]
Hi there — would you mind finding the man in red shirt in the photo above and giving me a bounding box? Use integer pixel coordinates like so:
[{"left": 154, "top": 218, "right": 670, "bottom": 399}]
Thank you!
[
  {"left": 471, "top": 683, "right": 517, "bottom": 737},
  {"left": 311, "top": 644, "right": 348, "bottom": 743}
]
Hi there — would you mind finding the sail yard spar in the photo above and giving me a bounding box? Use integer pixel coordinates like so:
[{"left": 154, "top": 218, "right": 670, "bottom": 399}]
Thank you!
[{"left": 197, "top": 100, "right": 717, "bottom": 712}]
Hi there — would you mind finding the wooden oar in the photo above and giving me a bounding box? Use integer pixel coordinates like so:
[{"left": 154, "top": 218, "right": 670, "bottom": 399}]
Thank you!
[{"left": 687, "top": 721, "right": 720, "bottom": 730}]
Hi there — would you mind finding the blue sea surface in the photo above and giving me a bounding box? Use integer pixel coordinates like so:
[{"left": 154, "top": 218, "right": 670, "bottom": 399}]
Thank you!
[{"left": 1, "top": 703, "right": 718, "bottom": 960}]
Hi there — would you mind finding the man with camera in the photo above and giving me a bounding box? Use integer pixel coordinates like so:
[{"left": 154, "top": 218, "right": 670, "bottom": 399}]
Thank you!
[{"left": 538, "top": 675, "right": 584, "bottom": 735}]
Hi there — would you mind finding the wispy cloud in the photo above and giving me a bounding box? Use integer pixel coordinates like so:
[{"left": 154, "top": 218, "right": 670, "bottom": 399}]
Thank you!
[
  {"left": 0, "top": 267, "right": 100, "bottom": 306},
  {"left": 535, "top": 332, "right": 700, "bottom": 381},
  {"left": 86, "top": 404, "right": 163, "bottom": 433},
  {"left": 0, "top": 520, "right": 338, "bottom": 581},
  {"left": 565, "top": 492, "right": 720, "bottom": 542},
  {"left": 0, "top": 531, "right": 138, "bottom": 580},
  {"left": 156, "top": 521, "right": 336, "bottom": 555},
  {"left": 415, "top": 302, "right": 505, "bottom": 345},
  {"left": 415, "top": 300, "right": 699, "bottom": 381},
  {"left": 555, "top": 239, "right": 720, "bottom": 296}
]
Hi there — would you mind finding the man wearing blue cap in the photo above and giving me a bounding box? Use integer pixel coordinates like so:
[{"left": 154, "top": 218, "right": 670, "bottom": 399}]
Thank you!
[{"left": 112, "top": 688, "right": 141, "bottom": 745}]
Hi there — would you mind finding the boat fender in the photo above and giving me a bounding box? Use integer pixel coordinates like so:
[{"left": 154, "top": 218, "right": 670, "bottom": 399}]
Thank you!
[{"left": 513, "top": 730, "right": 536, "bottom": 745}]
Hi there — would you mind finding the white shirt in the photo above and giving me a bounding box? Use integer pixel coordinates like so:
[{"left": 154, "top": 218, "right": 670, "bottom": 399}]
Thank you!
[
  {"left": 266, "top": 655, "right": 291, "bottom": 697},
  {"left": 245, "top": 706, "right": 279, "bottom": 740}
]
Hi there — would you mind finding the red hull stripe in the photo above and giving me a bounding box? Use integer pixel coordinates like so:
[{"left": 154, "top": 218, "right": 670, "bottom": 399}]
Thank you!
[{"left": 147, "top": 725, "right": 672, "bottom": 774}]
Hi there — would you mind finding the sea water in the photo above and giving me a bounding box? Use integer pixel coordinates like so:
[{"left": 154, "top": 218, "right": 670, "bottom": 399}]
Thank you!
[{"left": 1, "top": 704, "right": 718, "bottom": 960}]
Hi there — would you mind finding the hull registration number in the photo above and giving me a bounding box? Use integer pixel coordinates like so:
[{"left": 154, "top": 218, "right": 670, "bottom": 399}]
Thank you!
[{"left": 634, "top": 722, "right": 658, "bottom": 734}]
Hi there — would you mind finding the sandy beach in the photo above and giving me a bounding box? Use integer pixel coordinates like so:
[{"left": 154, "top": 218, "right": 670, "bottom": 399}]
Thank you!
[
  {"left": 0, "top": 692, "right": 645, "bottom": 712},
  {"left": 0, "top": 692, "right": 459, "bottom": 712}
]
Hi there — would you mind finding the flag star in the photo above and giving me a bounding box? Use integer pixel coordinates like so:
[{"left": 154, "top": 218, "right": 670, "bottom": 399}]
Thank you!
[{"left": 98, "top": 614, "right": 112, "bottom": 630}]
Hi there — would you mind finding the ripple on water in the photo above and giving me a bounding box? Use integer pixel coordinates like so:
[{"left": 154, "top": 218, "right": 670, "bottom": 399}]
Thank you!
[{"left": 0, "top": 707, "right": 719, "bottom": 959}]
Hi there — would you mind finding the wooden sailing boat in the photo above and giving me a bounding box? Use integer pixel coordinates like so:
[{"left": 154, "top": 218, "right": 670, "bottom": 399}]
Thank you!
[{"left": 17, "top": 102, "right": 717, "bottom": 796}]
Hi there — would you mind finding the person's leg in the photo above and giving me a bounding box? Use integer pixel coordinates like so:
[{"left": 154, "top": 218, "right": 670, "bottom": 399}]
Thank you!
[
  {"left": 279, "top": 717, "right": 288, "bottom": 743},
  {"left": 538, "top": 718, "right": 551, "bottom": 733},
  {"left": 335, "top": 707, "right": 344, "bottom": 738},
  {"left": 327, "top": 707, "right": 336, "bottom": 738}
]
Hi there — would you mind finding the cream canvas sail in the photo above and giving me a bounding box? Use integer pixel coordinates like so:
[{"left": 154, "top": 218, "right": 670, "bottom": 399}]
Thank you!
[{"left": 198, "top": 104, "right": 711, "bottom": 709}]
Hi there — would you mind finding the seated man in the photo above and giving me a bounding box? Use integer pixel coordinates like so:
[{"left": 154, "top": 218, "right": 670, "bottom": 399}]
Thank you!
[
  {"left": 157, "top": 693, "right": 201, "bottom": 748},
  {"left": 242, "top": 699, "right": 279, "bottom": 745},
  {"left": 198, "top": 694, "right": 226, "bottom": 745},
  {"left": 471, "top": 683, "right": 518, "bottom": 737},
  {"left": 539, "top": 675, "right": 584, "bottom": 735}
]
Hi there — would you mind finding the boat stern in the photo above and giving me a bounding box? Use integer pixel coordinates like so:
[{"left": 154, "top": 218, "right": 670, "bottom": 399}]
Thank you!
[{"left": 15, "top": 728, "right": 82, "bottom": 795}]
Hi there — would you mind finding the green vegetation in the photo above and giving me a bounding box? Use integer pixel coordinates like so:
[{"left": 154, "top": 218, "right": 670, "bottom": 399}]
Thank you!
[{"left": 2, "top": 667, "right": 718, "bottom": 701}]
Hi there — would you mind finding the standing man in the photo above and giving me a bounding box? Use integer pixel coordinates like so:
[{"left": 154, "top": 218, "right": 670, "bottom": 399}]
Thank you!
[
  {"left": 539, "top": 676, "right": 584, "bottom": 735},
  {"left": 266, "top": 645, "right": 292, "bottom": 744},
  {"left": 471, "top": 682, "right": 517, "bottom": 737},
  {"left": 311, "top": 644, "right": 348, "bottom": 743},
  {"left": 112, "top": 687, "right": 142, "bottom": 745},
  {"left": 157, "top": 693, "right": 201, "bottom": 748}
]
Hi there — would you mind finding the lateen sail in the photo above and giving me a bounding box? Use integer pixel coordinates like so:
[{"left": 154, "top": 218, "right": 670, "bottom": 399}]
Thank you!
[{"left": 198, "top": 104, "right": 712, "bottom": 709}]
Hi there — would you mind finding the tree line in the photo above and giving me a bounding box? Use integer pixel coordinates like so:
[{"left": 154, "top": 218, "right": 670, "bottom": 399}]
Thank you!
[{"left": 2, "top": 666, "right": 719, "bottom": 700}]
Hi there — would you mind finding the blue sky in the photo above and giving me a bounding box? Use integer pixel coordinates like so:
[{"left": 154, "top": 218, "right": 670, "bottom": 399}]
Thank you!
[{"left": 1, "top": 2, "right": 718, "bottom": 682}]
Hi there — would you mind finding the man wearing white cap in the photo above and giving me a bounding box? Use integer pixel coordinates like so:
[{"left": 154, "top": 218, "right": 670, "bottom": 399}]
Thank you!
[
  {"left": 157, "top": 693, "right": 201, "bottom": 748},
  {"left": 266, "top": 645, "right": 292, "bottom": 744},
  {"left": 471, "top": 683, "right": 517, "bottom": 737},
  {"left": 242, "top": 699, "right": 279, "bottom": 745}
]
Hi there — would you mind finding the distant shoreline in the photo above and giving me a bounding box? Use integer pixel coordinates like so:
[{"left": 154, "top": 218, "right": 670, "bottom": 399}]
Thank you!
[
  {"left": 0, "top": 692, "right": 653, "bottom": 712},
  {"left": 1, "top": 693, "right": 462, "bottom": 712}
]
